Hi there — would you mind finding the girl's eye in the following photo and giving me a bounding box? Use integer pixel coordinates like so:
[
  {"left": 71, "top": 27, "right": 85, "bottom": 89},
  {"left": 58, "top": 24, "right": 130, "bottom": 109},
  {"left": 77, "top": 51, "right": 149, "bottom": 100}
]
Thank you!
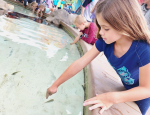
[{"left": 105, "top": 29, "right": 109, "bottom": 31}]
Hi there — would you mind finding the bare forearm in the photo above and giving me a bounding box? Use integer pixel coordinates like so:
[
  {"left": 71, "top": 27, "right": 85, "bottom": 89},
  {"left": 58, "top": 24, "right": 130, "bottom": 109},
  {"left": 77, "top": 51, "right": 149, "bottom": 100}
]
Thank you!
[
  {"left": 51, "top": 45, "right": 100, "bottom": 88},
  {"left": 33, "top": 8, "right": 35, "bottom": 13},
  {"left": 91, "top": 6, "right": 95, "bottom": 13},
  {"left": 36, "top": 10, "right": 40, "bottom": 17},
  {"left": 40, "top": 12, "right": 43, "bottom": 17},
  {"left": 46, "top": 45, "right": 100, "bottom": 98},
  {"left": 113, "top": 87, "right": 150, "bottom": 104},
  {"left": 91, "top": 2, "right": 98, "bottom": 13},
  {"left": 81, "top": 7, "right": 85, "bottom": 16},
  {"left": 52, "top": 59, "right": 85, "bottom": 87}
]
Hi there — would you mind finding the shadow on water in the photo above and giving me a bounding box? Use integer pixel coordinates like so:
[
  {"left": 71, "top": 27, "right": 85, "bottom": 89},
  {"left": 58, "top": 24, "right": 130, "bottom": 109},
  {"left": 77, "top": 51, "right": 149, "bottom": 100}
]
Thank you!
[{"left": 5, "top": 11, "right": 48, "bottom": 25}]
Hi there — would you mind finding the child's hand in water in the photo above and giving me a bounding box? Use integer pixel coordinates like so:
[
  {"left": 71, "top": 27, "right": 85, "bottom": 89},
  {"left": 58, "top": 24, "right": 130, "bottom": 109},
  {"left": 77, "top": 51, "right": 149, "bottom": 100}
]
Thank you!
[
  {"left": 83, "top": 92, "right": 116, "bottom": 114},
  {"left": 46, "top": 86, "right": 58, "bottom": 99}
]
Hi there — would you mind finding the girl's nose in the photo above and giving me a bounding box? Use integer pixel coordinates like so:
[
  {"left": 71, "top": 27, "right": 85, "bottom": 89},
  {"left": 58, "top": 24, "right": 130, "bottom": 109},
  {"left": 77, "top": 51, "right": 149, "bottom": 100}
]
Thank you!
[{"left": 99, "top": 29, "right": 104, "bottom": 36}]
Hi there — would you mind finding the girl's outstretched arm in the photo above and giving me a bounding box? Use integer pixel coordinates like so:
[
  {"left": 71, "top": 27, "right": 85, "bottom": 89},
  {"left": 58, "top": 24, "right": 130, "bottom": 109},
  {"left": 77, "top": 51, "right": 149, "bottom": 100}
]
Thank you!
[
  {"left": 46, "top": 44, "right": 100, "bottom": 99},
  {"left": 83, "top": 63, "right": 150, "bottom": 114}
]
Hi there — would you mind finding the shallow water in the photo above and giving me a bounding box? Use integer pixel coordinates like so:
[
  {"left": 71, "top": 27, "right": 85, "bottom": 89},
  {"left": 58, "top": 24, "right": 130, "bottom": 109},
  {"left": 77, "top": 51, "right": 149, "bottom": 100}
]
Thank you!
[{"left": 0, "top": 2, "right": 84, "bottom": 115}]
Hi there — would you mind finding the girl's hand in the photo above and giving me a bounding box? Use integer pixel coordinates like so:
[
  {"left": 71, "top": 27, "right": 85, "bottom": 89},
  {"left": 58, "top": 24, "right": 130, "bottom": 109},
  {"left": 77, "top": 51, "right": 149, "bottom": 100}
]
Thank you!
[
  {"left": 46, "top": 85, "right": 58, "bottom": 99},
  {"left": 83, "top": 92, "right": 115, "bottom": 114}
]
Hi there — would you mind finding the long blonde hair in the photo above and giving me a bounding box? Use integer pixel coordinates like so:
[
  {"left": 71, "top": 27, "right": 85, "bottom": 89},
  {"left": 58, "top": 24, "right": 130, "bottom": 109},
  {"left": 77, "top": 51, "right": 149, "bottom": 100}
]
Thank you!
[{"left": 95, "top": 0, "right": 150, "bottom": 44}]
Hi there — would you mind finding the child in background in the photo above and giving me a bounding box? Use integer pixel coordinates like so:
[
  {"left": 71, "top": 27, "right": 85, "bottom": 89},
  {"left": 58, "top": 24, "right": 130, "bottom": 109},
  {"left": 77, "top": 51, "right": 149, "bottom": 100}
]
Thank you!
[
  {"left": 46, "top": 0, "right": 150, "bottom": 115},
  {"left": 90, "top": 0, "right": 101, "bottom": 22},
  {"left": 42, "top": 0, "right": 51, "bottom": 8},
  {"left": 36, "top": 0, "right": 41, "bottom": 4},
  {"left": 60, "top": 0, "right": 65, "bottom": 9},
  {"left": 141, "top": 0, "right": 150, "bottom": 29},
  {"left": 57, "top": 0, "right": 61, "bottom": 9},
  {"left": 53, "top": 0, "right": 58, "bottom": 8},
  {"left": 70, "top": 15, "right": 97, "bottom": 45},
  {"left": 23, "top": 0, "right": 36, "bottom": 7},
  {"left": 68, "top": 3, "right": 72, "bottom": 13},
  {"left": 36, "top": 4, "right": 54, "bottom": 17},
  {"left": 45, "top": 0, "right": 52, "bottom": 8},
  {"left": 68, "top": 3, "right": 72, "bottom": 10},
  {"left": 30, "top": 2, "right": 38, "bottom": 13},
  {"left": 57, "top": 0, "right": 65, "bottom": 9},
  {"left": 81, "top": 0, "right": 99, "bottom": 22}
]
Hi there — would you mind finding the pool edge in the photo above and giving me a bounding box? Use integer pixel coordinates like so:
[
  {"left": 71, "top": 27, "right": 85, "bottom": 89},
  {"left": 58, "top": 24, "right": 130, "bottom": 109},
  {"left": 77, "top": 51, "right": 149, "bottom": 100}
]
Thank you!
[{"left": 60, "top": 21, "right": 94, "bottom": 115}]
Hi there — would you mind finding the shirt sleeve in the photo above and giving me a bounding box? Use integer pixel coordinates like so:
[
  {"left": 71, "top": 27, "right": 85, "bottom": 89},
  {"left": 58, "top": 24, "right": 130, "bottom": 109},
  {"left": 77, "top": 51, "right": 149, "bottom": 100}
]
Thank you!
[
  {"left": 80, "top": 30, "right": 83, "bottom": 33},
  {"left": 137, "top": 42, "right": 150, "bottom": 67},
  {"left": 95, "top": 38, "right": 106, "bottom": 52},
  {"left": 82, "top": 0, "right": 92, "bottom": 7},
  {"left": 81, "top": 23, "right": 97, "bottom": 44}
]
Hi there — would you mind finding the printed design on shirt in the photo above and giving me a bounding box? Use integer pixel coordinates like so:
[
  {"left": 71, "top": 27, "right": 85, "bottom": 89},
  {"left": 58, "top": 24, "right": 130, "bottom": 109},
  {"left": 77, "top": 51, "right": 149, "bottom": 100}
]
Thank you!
[
  {"left": 117, "top": 66, "right": 134, "bottom": 85},
  {"left": 83, "top": 33, "right": 88, "bottom": 38}
]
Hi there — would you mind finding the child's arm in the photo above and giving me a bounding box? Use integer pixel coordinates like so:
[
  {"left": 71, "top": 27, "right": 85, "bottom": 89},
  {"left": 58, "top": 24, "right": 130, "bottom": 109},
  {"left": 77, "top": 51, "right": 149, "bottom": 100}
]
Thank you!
[
  {"left": 50, "top": 8, "right": 54, "bottom": 12},
  {"left": 32, "top": 7, "right": 36, "bottom": 13},
  {"left": 83, "top": 63, "right": 150, "bottom": 114},
  {"left": 36, "top": 9, "right": 40, "bottom": 17},
  {"left": 91, "top": 1, "right": 99, "bottom": 13},
  {"left": 90, "top": 6, "right": 95, "bottom": 13},
  {"left": 46, "top": 8, "right": 54, "bottom": 14},
  {"left": 91, "top": 4, "right": 96, "bottom": 13},
  {"left": 40, "top": 12, "right": 43, "bottom": 17},
  {"left": 46, "top": 45, "right": 100, "bottom": 99},
  {"left": 81, "top": 7, "right": 85, "bottom": 16},
  {"left": 81, "top": 0, "right": 92, "bottom": 16},
  {"left": 70, "top": 32, "right": 83, "bottom": 45}
]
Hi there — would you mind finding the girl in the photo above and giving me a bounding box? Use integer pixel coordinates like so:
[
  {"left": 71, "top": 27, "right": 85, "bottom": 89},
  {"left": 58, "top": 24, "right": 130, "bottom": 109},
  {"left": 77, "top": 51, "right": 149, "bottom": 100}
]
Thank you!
[{"left": 46, "top": 0, "right": 150, "bottom": 114}]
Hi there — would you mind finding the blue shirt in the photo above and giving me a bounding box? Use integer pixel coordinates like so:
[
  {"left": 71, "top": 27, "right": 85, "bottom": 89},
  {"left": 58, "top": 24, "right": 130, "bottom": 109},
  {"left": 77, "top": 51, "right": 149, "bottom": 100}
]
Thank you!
[
  {"left": 68, "top": 5, "right": 72, "bottom": 10},
  {"left": 53, "top": 0, "right": 58, "bottom": 5},
  {"left": 95, "top": 38, "right": 150, "bottom": 90},
  {"left": 45, "top": 8, "right": 51, "bottom": 13}
]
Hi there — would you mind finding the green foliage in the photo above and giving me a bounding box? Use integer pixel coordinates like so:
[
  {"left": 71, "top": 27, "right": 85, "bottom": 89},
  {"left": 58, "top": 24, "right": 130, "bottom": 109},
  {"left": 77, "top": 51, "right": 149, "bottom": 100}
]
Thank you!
[{"left": 66, "top": 0, "right": 74, "bottom": 4}]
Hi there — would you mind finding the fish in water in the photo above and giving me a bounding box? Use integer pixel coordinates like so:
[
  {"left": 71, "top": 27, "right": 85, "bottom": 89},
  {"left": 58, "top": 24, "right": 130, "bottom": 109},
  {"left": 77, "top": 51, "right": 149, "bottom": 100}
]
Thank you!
[
  {"left": 45, "top": 99, "right": 54, "bottom": 103},
  {"left": 12, "top": 71, "right": 20, "bottom": 75}
]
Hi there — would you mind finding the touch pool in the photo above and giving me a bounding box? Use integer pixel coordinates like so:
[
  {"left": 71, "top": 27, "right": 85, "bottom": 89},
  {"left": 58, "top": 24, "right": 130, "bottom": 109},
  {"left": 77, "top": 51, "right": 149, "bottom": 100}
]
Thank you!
[{"left": 0, "top": 2, "right": 84, "bottom": 115}]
